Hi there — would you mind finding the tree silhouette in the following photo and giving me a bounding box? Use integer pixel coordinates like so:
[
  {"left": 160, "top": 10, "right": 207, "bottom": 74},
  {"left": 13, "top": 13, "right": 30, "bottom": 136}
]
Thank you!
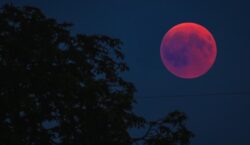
[{"left": 0, "top": 4, "right": 194, "bottom": 145}]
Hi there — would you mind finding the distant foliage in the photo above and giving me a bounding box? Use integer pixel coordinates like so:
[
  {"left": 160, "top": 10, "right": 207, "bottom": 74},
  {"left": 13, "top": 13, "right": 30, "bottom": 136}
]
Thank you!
[{"left": 0, "top": 4, "right": 193, "bottom": 145}]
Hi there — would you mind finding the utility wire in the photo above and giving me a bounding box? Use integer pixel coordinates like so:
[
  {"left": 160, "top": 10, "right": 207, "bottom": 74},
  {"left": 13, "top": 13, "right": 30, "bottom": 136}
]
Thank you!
[{"left": 135, "top": 91, "right": 250, "bottom": 99}]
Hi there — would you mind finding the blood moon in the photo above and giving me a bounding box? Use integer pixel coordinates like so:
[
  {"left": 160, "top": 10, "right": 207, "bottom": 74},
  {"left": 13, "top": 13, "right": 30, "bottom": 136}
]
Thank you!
[{"left": 160, "top": 22, "right": 217, "bottom": 79}]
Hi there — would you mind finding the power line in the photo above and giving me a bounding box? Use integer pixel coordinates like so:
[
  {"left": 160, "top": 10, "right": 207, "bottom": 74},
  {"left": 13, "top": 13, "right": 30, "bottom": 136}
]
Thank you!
[{"left": 135, "top": 91, "right": 250, "bottom": 99}]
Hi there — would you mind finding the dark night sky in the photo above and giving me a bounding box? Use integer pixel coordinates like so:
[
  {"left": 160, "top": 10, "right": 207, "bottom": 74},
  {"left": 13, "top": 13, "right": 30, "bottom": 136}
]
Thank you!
[{"left": 1, "top": 0, "right": 250, "bottom": 145}]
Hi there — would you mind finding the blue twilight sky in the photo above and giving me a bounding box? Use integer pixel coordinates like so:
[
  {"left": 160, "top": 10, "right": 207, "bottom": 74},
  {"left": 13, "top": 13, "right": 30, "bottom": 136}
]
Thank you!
[{"left": 1, "top": 0, "right": 250, "bottom": 145}]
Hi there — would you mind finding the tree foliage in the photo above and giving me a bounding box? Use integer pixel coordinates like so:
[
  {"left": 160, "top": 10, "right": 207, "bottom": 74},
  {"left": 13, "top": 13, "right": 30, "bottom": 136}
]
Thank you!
[{"left": 0, "top": 4, "right": 193, "bottom": 145}]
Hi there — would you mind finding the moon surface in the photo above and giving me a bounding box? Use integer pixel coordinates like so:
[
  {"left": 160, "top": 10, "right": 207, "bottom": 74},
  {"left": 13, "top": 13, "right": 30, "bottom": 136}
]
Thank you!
[{"left": 160, "top": 22, "right": 217, "bottom": 79}]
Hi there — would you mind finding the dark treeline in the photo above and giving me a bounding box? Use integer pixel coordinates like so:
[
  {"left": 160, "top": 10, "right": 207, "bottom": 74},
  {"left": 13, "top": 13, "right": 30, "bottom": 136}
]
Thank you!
[{"left": 0, "top": 4, "right": 193, "bottom": 145}]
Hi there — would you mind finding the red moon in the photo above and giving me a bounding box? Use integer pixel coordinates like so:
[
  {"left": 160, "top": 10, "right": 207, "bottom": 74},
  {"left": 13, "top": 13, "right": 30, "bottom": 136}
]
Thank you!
[{"left": 160, "top": 22, "right": 217, "bottom": 79}]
